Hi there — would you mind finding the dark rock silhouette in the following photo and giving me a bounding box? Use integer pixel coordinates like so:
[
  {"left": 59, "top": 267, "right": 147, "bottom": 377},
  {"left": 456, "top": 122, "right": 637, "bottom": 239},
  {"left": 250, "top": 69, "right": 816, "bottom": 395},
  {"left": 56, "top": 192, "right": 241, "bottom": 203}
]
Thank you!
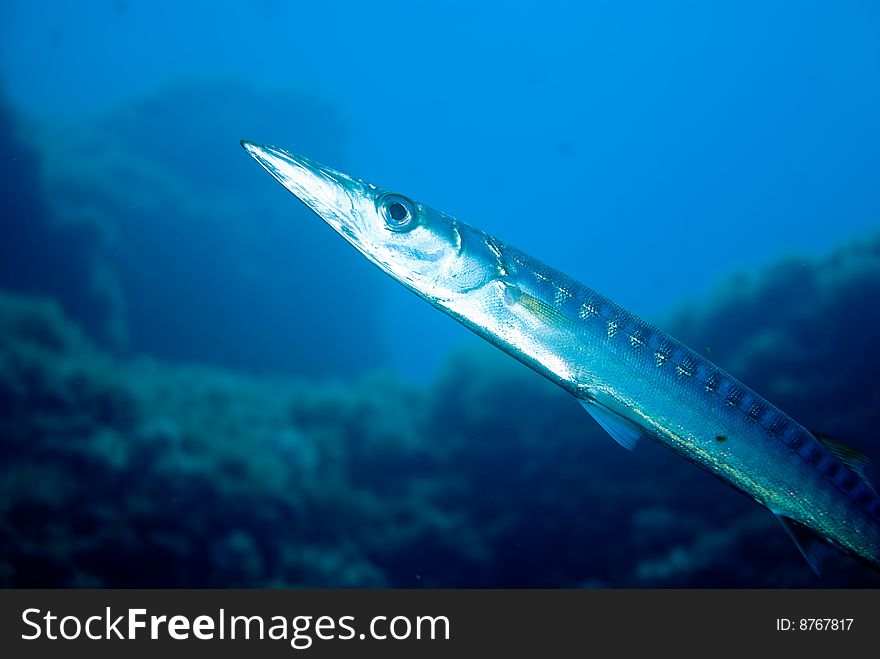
[
  {"left": 2, "top": 226, "right": 879, "bottom": 586},
  {"left": 4, "top": 81, "right": 389, "bottom": 377}
]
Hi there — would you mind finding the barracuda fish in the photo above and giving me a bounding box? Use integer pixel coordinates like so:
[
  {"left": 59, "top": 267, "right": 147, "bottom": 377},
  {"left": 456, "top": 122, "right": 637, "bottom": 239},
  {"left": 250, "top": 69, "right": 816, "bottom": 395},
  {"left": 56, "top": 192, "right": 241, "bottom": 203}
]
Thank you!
[{"left": 241, "top": 140, "right": 880, "bottom": 575}]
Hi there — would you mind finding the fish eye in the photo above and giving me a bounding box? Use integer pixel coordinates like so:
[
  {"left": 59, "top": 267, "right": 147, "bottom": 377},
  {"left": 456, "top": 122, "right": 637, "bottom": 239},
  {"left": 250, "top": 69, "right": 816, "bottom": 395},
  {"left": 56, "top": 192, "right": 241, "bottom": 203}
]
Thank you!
[{"left": 378, "top": 194, "right": 417, "bottom": 232}]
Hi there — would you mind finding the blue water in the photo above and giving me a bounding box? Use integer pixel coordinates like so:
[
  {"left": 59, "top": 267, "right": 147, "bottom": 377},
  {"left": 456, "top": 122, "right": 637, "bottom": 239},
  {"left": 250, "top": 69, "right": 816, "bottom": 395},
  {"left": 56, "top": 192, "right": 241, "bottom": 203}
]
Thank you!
[{"left": 1, "top": 1, "right": 879, "bottom": 587}]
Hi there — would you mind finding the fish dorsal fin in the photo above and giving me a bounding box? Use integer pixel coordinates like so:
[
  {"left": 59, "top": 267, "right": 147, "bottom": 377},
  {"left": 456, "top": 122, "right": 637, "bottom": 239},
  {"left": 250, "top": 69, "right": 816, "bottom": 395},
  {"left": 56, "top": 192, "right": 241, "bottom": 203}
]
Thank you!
[
  {"left": 579, "top": 399, "right": 646, "bottom": 451},
  {"left": 812, "top": 431, "right": 871, "bottom": 476},
  {"left": 774, "top": 513, "right": 835, "bottom": 577}
]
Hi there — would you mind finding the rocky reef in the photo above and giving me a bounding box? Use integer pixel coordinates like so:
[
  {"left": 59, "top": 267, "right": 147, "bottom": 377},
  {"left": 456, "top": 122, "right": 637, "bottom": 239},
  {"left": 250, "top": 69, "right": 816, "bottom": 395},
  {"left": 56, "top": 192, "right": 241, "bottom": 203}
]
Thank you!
[
  {"left": 2, "top": 233, "right": 880, "bottom": 587},
  {"left": 2, "top": 82, "right": 879, "bottom": 587}
]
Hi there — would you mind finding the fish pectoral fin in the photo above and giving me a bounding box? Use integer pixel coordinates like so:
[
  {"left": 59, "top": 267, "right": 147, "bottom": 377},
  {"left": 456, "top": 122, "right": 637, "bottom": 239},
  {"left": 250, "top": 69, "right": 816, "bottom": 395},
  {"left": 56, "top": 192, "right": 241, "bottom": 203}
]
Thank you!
[
  {"left": 579, "top": 399, "right": 647, "bottom": 451},
  {"left": 812, "top": 431, "right": 872, "bottom": 478},
  {"left": 811, "top": 431, "right": 877, "bottom": 494},
  {"left": 774, "top": 513, "right": 834, "bottom": 577}
]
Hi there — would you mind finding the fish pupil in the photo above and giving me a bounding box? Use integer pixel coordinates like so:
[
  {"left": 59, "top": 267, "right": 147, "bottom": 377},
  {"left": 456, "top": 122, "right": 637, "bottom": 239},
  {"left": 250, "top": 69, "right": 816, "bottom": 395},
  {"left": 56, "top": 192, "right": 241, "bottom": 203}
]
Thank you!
[{"left": 389, "top": 202, "right": 409, "bottom": 223}]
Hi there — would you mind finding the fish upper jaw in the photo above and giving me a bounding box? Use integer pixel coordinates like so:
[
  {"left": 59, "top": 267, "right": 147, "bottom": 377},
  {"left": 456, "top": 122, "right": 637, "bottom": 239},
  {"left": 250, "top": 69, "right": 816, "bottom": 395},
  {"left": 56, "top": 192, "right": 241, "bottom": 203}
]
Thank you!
[{"left": 240, "top": 140, "right": 368, "bottom": 243}]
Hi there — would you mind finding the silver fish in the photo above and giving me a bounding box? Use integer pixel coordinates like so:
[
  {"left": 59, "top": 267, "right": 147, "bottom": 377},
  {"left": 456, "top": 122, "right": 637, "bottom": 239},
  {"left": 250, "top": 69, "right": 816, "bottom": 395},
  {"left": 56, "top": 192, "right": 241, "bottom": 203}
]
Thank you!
[{"left": 241, "top": 140, "right": 880, "bottom": 574}]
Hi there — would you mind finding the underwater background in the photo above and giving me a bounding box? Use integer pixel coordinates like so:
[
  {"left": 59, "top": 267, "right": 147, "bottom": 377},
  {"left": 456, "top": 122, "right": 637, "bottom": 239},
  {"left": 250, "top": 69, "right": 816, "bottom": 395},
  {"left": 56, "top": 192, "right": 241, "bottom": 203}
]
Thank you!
[{"left": 1, "top": 1, "right": 879, "bottom": 587}]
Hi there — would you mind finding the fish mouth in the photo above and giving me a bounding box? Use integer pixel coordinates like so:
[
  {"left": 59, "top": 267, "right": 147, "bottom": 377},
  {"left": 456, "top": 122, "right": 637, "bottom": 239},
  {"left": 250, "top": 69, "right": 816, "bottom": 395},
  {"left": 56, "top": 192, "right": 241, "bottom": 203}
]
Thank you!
[{"left": 240, "top": 140, "right": 360, "bottom": 237}]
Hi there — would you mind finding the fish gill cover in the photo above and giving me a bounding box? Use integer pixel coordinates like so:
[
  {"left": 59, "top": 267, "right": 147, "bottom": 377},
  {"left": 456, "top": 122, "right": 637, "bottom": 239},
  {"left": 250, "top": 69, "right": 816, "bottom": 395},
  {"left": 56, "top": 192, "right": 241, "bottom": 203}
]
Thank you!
[{"left": 1, "top": 83, "right": 879, "bottom": 585}]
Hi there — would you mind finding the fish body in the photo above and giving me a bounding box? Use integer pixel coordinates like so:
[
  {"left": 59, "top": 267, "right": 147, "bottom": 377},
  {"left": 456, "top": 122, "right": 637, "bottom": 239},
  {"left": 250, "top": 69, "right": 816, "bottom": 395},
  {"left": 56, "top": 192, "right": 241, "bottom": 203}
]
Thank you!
[{"left": 241, "top": 141, "right": 880, "bottom": 573}]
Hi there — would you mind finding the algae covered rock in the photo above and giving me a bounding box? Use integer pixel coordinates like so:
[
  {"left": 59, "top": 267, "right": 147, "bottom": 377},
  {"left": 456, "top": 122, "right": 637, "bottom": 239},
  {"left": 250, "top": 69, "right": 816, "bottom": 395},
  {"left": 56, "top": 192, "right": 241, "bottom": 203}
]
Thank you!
[{"left": 2, "top": 231, "right": 880, "bottom": 587}]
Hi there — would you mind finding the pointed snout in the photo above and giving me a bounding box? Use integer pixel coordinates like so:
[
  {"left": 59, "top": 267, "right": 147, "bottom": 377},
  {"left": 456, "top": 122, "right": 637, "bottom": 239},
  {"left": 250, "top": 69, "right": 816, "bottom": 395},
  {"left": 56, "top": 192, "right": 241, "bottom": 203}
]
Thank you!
[{"left": 240, "top": 140, "right": 360, "bottom": 228}]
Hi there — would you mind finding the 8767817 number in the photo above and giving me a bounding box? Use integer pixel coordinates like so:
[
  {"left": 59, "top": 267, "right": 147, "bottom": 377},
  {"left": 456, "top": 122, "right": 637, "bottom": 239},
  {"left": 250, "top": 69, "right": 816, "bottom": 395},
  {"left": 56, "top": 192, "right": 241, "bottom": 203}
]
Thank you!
[{"left": 776, "top": 618, "right": 853, "bottom": 631}]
